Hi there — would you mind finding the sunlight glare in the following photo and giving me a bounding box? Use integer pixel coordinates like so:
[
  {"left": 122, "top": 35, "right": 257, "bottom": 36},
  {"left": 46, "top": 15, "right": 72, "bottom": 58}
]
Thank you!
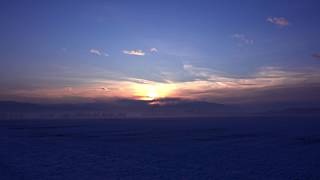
[{"left": 133, "top": 83, "right": 175, "bottom": 101}]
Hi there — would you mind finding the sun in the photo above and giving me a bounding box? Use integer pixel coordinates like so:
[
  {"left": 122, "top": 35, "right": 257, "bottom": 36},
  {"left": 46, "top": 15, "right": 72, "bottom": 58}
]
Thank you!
[
  {"left": 146, "top": 88, "right": 159, "bottom": 100},
  {"left": 132, "top": 83, "right": 175, "bottom": 101}
]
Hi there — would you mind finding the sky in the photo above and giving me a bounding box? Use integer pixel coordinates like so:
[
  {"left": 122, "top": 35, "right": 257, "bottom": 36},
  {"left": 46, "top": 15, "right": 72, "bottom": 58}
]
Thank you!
[{"left": 1, "top": 0, "right": 320, "bottom": 104}]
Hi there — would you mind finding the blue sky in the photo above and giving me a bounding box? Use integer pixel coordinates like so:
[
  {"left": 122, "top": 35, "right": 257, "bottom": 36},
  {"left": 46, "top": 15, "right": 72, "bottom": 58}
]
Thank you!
[{"left": 1, "top": 0, "right": 320, "bottom": 103}]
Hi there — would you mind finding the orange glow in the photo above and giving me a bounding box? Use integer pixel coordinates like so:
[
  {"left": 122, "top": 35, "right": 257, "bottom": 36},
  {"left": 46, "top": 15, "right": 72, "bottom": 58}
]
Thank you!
[
  {"left": 8, "top": 66, "right": 318, "bottom": 103},
  {"left": 146, "top": 88, "right": 159, "bottom": 100},
  {"left": 132, "top": 83, "right": 176, "bottom": 101}
]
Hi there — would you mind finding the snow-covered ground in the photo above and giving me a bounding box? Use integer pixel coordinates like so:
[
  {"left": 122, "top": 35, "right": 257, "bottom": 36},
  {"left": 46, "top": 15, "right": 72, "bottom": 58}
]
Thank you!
[{"left": 1, "top": 116, "right": 320, "bottom": 179}]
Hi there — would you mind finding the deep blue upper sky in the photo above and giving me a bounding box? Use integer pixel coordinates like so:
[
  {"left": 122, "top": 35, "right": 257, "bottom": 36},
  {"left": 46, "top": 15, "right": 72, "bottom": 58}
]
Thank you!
[{"left": 1, "top": 0, "right": 320, "bottom": 103}]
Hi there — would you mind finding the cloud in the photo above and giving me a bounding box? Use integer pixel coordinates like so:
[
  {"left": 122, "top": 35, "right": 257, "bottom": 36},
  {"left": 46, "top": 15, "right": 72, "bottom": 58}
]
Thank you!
[
  {"left": 183, "top": 64, "right": 320, "bottom": 89},
  {"left": 123, "top": 50, "right": 145, "bottom": 56},
  {"left": 183, "top": 64, "right": 219, "bottom": 79},
  {"left": 90, "top": 49, "right": 102, "bottom": 56},
  {"left": 312, "top": 53, "right": 320, "bottom": 59},
  {"left": 232, "top": 34, "right": 253, "bottom": 45},
  {"left": 267, "top": 17, "right": 289, "bottom": 27},
  {"left": 89, "top": 49, "right": 109, "bottom": 57},
  {"left": 150, "top": 48, "right": 158, "bottom": 53},
  {"left": 4, "top": 61, "right": 320, "bottom": 105},
  {"left": 178, "top": 64, "right": 320, "bottom": 103}
]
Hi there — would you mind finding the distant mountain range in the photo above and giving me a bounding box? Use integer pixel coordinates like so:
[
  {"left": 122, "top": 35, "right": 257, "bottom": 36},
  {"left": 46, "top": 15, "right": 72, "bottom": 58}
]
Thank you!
[{"left": 0, "top": 99, "right": 319, "bottom": 119}]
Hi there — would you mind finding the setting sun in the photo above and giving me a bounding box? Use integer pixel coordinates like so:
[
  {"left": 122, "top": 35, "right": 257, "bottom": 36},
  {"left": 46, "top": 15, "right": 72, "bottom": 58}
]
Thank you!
[
  {"left": 146, "top": 88, "right": 159, "bottom": 100},
  {"left": 132, "top": 83, "right": 176, "bottom": 101}
]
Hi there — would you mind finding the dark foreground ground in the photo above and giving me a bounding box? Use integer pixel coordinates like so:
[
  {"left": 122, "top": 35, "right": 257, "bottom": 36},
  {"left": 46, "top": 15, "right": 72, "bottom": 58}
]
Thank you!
[{"left": 1, "top": 116, "right": 320, "bottom": 180}]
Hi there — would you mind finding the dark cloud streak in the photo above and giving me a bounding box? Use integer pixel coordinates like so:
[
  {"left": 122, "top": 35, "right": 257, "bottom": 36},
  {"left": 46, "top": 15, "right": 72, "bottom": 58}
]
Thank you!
[{"left": 312, "top": 53, "right": 320, "bottom": 59}]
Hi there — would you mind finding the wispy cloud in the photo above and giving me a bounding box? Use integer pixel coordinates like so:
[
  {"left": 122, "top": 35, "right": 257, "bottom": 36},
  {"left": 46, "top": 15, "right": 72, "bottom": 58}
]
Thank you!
[
  {"left": 90, "top": 49, "right": 102, "bottom": 56},
  {"left": 182, "top": 64, "right": 320, "bottom": 90},
  {"left": 183, "top": 64, "right": 222, "bottom": 80},
  {"left": 267, "top": 17, "right": 289, "bottom": 27},
  {"left": 123, "top": 50, "right": 145, "bottom": 56},
  {"left": 312, "top": 53, "right": 320, "bottom": 59},
  {"left": 232, "top": 34, "right": 253, "bottom": 45},
  {"left": 179, "top": 64, "right": 320, "bottom": 102},
  {"left": 150, "top": 48, "right": 158, "bottom": 53},
  {"left": 4, "top": 63, "right": 320, "bottom": 104},
  {"left": 89, "top": 49, "right": 109, "bottom": 57}
]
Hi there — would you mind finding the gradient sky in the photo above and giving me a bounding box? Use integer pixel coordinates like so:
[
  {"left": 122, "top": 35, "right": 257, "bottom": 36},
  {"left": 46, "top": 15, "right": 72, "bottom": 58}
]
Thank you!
[{"left": 1, "top": 0, "right": 320, "bottom": 104}]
